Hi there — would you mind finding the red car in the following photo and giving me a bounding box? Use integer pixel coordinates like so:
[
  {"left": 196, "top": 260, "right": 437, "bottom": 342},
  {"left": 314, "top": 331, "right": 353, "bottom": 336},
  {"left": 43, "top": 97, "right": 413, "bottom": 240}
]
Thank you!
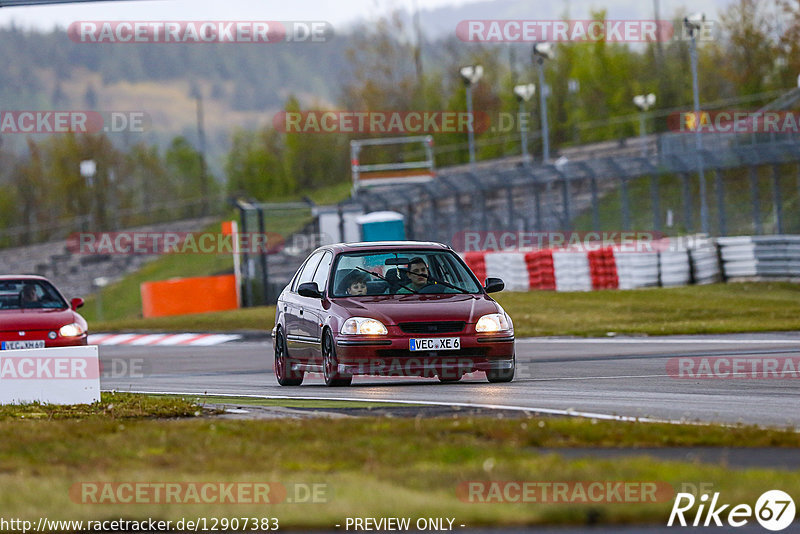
[
  {"left": 272, "top": 241, "right": 515, "bottom": 386},
  {"left": 0, "top": 275, "right": 88, "bottom": 350}
]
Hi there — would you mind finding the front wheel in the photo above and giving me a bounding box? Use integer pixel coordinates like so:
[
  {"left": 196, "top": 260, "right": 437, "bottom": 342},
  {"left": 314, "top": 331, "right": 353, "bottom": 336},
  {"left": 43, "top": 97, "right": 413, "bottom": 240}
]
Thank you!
[
  {"left": 486, "top": 355, "right": 515, "bottom": 383},
  {"left": 274, "top": 329, "right": 303, "bottom": 386},
  {"left": 322, "top": 330, "right": 352, "bottom": 387}
]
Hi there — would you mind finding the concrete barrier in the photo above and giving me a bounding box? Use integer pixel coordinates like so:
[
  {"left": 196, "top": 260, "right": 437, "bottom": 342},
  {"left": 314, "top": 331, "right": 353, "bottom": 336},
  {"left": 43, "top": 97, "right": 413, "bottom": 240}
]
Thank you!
[{"left": 0, "top": 345, "right": 100, "bottom": 405}]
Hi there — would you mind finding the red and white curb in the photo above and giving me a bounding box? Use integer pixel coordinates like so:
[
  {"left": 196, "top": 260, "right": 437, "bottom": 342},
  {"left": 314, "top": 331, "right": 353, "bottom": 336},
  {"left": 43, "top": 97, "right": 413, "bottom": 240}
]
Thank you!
[{"left": 88, "top": 333, "right": 242, "bottom": 346}]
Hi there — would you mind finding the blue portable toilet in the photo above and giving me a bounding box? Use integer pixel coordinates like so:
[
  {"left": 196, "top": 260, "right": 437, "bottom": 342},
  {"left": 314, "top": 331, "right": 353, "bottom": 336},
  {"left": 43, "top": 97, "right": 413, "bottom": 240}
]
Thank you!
[{"left": 357, "top": 211, "right": 406, "bottom": 242}]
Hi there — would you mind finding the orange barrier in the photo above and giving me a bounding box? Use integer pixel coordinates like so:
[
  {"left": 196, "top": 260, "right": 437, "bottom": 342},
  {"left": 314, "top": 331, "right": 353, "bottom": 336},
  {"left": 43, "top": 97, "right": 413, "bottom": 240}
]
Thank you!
[{"left": 140, "top": 274, "right": 238, "bottom": 318}]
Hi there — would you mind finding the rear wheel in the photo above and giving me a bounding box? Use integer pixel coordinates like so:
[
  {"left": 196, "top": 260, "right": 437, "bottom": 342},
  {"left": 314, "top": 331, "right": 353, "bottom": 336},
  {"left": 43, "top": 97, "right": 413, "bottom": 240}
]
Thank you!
[
  {"left": 322, "top": 330, "right": 352, "bottom": 387},
  {"left": 486, "top": 354, "right": 515, "bottom": 383},
  {"left": 274, "top": 329, "right": 303, "bottom": 386}
]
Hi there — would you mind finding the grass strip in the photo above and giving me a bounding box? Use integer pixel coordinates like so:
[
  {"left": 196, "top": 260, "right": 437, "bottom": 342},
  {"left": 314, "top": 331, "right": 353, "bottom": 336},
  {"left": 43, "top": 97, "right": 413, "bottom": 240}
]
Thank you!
[
  {"left": 0, "top": 401, "right": 798, "bottom": 528},
  {"left": 181, "top": 395, "right": 418, "bottom": 409},
  {"left": 0, "top": 392, "right": 202, "bottom": 421}
]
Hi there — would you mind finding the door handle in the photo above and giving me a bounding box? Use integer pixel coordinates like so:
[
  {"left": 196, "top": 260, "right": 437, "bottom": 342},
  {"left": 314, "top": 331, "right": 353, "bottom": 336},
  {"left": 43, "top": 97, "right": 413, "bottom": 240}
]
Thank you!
[
  {"left": 283, "top": 305, "right": 287, "bottom": 312},
  {"left": 299, "top": 308, "right": 304, "bottom": 315}
]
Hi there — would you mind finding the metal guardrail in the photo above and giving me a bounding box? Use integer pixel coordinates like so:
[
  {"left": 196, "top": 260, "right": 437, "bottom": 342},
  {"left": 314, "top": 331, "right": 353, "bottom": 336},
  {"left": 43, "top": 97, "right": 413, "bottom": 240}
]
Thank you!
[{"left": 349, "top": 137, "right": 800, "bottom": 242}]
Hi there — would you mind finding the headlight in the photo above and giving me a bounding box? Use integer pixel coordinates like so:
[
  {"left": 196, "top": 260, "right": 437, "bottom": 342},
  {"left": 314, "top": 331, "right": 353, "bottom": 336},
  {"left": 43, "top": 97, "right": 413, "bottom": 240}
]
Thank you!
[
  {"left": 340, "top": 317, "right": 388, "bottom": 335},
  {"left": 475, "top": 313, "right": 511, "bottom": 333},
  {"left": 59, "top": 323, "right": 85, "bottom": 337}
]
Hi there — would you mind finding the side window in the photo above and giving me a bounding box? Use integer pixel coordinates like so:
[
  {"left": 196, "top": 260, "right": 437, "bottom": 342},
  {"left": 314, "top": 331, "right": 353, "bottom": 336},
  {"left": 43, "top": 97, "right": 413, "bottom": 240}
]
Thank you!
[
  {"left": 311, "top": 252, "right": 333, "bottom": 294},
  {"left": 292, "top": 251, "right": 325, "bottom": 292}
]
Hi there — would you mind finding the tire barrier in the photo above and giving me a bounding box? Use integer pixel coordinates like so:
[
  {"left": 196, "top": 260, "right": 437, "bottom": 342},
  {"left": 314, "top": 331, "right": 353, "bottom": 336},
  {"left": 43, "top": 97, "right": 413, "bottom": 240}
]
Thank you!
[
  {"left": 717, "top": 235, "right": 800, "bottom": 278},
  {"left": 525, "top": 250, "right": 556, "bottom": 290},
  {"left": 613, "top": 249, "right": 659, "bottom": 289},
  {"left": 552, "top": 250, "right": 593, "bottom": 292},
  {"left": 484, "top": 252, "right": 530, "bottom": 291},
  {"left": 588, "top": 248, "right": 618, "bottom": 290},
  {"left": 460, "top": 234, "right": 794, "bottom": 292},
  {"left": 462, "top": 251, "right": 487, "bottom": 284}
]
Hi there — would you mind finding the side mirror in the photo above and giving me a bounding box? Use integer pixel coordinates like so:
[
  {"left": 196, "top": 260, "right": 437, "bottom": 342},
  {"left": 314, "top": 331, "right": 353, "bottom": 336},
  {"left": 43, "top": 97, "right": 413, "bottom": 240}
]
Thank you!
[
  {"left": 71, "top": 297, "right": 85, "bottom": 310},
  {"left": 484, "top": 278, "right": 505, "bottom": 293},
  {"left": 298, "top": 282, "right": 323, "bottom": 299}
]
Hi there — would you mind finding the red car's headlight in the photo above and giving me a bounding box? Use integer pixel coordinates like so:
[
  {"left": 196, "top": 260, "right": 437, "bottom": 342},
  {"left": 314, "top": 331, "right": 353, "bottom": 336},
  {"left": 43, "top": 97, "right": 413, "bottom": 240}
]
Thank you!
[
  {"left": 59, "top": 323, "right": 85, "bottom": 337},
  {"left": 341, "top": 317, "right": 388, "bottom": 335},
  {"left": 475, "top": 313, "right": 511, "bottom": 333}
]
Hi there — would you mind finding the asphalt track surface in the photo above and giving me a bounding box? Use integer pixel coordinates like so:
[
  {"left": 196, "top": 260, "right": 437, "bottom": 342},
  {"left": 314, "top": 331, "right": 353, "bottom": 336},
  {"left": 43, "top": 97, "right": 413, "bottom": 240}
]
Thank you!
[{"left": 100, "top": 332, "right": 800, "bottom": 428}]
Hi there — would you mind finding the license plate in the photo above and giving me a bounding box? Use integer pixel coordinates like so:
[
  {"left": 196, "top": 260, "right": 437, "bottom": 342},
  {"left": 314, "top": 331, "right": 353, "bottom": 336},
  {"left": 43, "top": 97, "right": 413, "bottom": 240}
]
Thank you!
[
  {"left": 1, "top": 340, "right": 46, "bottom": 350},
  {"left": 409, "top": 337, "right": 460, "bottom": 351}
]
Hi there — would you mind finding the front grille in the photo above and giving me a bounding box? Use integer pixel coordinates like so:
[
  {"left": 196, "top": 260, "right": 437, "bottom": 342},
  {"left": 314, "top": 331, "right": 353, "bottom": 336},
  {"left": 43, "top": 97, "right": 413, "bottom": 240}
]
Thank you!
[{"left": 399, "top": 321, "right": 465, "bottom": 334}]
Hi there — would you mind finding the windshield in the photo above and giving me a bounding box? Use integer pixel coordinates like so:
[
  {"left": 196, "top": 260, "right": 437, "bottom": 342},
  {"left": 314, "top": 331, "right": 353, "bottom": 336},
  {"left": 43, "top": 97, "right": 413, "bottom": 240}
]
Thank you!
[
  {"left": 331, "top": 250, "right": 482, "bottom": 297},
  {"left": 0, "top": 280, "right": 68, "bottom": 310}
]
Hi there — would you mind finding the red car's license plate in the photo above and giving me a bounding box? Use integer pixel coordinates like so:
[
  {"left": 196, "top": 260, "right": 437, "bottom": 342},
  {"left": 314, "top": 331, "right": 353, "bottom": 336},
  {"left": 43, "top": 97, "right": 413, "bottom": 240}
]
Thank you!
[
  {"left": 1, "top": 340, "right": 46, "bottom": 350},
  {"left": 409, "top": 337, "right": 460, "bottom": 351}
]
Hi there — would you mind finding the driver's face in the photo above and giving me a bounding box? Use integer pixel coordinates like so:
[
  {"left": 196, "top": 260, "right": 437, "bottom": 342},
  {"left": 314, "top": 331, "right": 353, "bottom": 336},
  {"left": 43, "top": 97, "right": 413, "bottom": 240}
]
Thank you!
[{"left": 408, "top": 263, "right": 428, "bottom": 286}]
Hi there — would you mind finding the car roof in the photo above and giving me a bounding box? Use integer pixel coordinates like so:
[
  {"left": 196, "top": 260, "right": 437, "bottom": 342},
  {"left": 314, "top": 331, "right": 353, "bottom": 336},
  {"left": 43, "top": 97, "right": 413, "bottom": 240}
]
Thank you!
[
  {"left": 318, "top": 241, "right": 452, "bottom": 255},
  {"left": 0, "top": 274, "right": 50, "bottom": 282}
]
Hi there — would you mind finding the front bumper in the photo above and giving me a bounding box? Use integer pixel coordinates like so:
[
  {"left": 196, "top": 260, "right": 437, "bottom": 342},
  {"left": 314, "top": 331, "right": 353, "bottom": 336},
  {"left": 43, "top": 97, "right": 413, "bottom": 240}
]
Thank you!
[
  {"left": 0, "top": 332, "right": 88, "bottom": 349},
  {"left": 334, "top": 329, "right": 514, "bottom": 377}
]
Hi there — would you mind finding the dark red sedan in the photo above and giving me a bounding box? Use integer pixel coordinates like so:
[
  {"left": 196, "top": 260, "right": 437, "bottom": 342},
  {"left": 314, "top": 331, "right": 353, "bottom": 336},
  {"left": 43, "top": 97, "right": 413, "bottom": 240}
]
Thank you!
[
  {"left": 0, "top": 275, "right": 88, "bottom": 350},
  {"left": 272, "top": 241, "right": 515, "bottom": 386}
]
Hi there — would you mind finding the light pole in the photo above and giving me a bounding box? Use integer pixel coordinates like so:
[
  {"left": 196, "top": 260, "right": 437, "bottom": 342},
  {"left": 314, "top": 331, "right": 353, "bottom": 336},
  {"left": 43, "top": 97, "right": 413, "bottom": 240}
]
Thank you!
[
  {"left": 80, "top": 159, "right": 96, "bottom": 230},
  {"left": 633, "top": 93, "right": 656, "bottom": 157},
  {"left": 514, "top": 83, "right": 536, "bottom": 166},
  {"left": 459, "top": 64, "right": 483, "bottom": 169},
  {"left": 191, "top": 85, "right": 209, "bottom": 216},
  {"left": 685, "top": 12, "right": 710, "bottom": 235},
  {"left": 532, "top": 42, "right": 554, "bottom": 163}
]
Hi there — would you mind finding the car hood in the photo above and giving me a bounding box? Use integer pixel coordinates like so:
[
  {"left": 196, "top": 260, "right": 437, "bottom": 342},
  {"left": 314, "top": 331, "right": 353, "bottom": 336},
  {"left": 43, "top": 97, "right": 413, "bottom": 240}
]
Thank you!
[
  {"left": 0, "top": 308, "right": 79, "bottom": 331},
  {"left": 331, "top": 294, "right": 502, "bottom": 325}
]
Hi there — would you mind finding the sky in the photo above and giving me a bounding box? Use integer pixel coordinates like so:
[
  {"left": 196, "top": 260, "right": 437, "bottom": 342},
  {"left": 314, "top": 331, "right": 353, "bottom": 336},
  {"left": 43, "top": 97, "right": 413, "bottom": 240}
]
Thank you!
[
  {"left": 0, "top": 0, "right": 463, "bottom": 30},
  {"left": 0, "top": 0, "right": 731, "bottom": 34}
]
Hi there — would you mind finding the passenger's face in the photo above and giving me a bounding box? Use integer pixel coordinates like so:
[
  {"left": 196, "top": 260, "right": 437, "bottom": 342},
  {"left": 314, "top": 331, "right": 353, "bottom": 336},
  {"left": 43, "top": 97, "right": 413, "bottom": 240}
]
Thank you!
[
  {"left": 348, "top": 281, "right": 367, "bottom": 295},
  {"left": 408, "top": 263, "right": 428, "bottom": 286}
]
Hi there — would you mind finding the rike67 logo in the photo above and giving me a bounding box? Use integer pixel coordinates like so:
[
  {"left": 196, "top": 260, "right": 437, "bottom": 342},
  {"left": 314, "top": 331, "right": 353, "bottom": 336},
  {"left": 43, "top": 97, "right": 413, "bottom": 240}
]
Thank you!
[{"left": 668, "top": 490, "right": 795, "bottom": 531}]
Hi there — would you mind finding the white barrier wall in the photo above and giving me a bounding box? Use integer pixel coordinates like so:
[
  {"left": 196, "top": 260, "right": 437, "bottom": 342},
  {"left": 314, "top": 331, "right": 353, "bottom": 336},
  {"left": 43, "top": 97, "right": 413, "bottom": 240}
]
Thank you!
[
  {"left": 613, "top": 251, "right": 659, "bottom": 289},
  {"left": 0, "top": 345, "right": 101, "bottom": 405},
  {"left": 717, "top": 235, "right": 800, "bottom": 278},
  {"left": 659, "top": 250, "right": 691, "bottom": 287},
  {"left": 552, "top": 251, "right": 592, "bottom": 292},
  {"left": 484, "top": 252, "right": 529, "bottom": 291}
]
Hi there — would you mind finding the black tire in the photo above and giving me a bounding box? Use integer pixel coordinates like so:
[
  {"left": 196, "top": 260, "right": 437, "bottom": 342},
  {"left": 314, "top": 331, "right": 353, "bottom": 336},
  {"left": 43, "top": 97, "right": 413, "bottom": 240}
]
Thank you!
[
  {"left": 437, "top": 369, "right": 463, "bottom": 383},
  {"left": 322, "top": 330, "right": 352, "bottom": 387},
  {"left": 274, "top": 328, "right": 303, "bottom": 386},
  {"left": 486, "top": 354, "right": 515, "bottom": 383},
  {"left": 437, "top": 374, "right": 463, "bottom": 383}
]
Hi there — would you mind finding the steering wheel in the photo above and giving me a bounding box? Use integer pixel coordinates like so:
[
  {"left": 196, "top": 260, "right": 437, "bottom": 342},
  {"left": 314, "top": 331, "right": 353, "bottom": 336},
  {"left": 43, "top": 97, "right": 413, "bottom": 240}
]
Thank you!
[{"left": 417, "top": 283, "right": 445, "bottom": 294}]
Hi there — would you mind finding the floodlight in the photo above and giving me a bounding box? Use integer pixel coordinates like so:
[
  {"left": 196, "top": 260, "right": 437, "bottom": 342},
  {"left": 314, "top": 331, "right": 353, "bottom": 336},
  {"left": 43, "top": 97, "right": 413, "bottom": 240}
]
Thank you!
[
  {"left": 459, "top": 65, "right": 484, "bottom": 85},
  {"left": 513, "top": 83, "right": 536, "bottom": 102}
]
